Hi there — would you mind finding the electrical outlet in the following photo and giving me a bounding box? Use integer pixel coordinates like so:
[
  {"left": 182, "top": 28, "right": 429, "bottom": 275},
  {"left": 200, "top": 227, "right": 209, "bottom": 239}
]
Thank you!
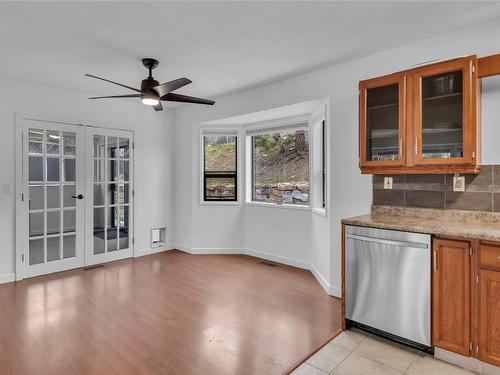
[
  {"left": 453, "top": 176, "right": 465, "bottom": 192},
  {"left": 384, "top": 177, "right": 393, "bottom": 190}
]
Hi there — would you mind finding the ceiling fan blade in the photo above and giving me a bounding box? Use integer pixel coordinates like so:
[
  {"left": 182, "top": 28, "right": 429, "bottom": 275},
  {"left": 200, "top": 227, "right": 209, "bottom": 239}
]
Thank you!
[
  {"left": 161, "top": 93, "right": 215, "bottom": 105},
  {"left": 153, "top": 102, "right": 163, "bottom": 112},
  {"left": 85, "top": 74, "right": 142, "bottom": 93},
  {"left": 153, "top": 78, "right": 192, "bottom": 97},
  {"left": 89, "top": 94, "right": 141, "bottom": 99}
]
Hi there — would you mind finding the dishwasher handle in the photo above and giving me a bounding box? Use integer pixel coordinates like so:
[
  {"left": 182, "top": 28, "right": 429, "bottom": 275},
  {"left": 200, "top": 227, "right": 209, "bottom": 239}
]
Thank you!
[{"left": 346, "top": 233, "right": 429, "bottom": 249}]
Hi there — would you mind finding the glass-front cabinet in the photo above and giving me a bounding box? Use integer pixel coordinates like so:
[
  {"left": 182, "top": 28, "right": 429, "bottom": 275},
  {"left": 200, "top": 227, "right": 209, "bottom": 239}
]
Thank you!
[
  {"left": 359, "top": 56, "right": 480, "bottom": 174},
  {"left": 359, "top": 73, "right": 406, "bottom": 169},
  {"left": 412, "top": 58, "right": 477, "bottom": 166}
]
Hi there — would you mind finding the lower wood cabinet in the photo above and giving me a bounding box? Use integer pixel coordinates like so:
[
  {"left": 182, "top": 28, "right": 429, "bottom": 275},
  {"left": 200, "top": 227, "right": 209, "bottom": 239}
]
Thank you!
[
  {"left": 432, "top": 237, "right": 500, "bottom": 368},
  {"left": 432, "top": 238, "right": 471, "bottom": 356}
]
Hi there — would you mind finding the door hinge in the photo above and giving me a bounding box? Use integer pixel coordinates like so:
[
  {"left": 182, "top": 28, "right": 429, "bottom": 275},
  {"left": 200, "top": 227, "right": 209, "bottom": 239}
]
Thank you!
[
  {"left": 132, "top": 238, "right": 135, "bottom": 245},
  {"left": 21, "top": 193, "right": 24, "bottom": 202},
  {"left": 132, "top": 142, "right": 135, "bottom": 149},
  {"left": 21, "top": 254, "right": 24, "bottom": 262},
  {"left": 132, "top": 190, "right": 135, "bottom": 197}
]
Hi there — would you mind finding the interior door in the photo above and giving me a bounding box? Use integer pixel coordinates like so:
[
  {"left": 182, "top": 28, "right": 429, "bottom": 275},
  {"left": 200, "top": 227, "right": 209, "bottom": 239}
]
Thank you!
[
  {"left": 22, "top": 120, "right": 85, "bottom": 278},
  {"left": 85, "top": 128, "right": 134, "bottom": 266}
]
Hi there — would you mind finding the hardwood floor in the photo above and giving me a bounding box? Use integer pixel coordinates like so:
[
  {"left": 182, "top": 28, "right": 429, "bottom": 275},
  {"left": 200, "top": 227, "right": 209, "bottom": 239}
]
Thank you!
[{"left": 0, "top": 250, "right": 341, "bottom": 375}]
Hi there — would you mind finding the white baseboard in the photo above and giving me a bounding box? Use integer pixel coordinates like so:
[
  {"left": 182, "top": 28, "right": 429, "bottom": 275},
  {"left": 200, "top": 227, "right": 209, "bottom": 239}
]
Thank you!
[
  {"left": 243, "top": 248, "right": 309, "bottom": 270},
  {"left": 135, "top": 244, "right": 175, "bottom": 257},
  {"left": 172, "top": 244, "right": 335, "bottom": 297},
  {"left": 310, "top": 264, "right": 331, "bottom": 295},
  {"left": 0, "top": 273, "right": 15, "bottom": 285}
]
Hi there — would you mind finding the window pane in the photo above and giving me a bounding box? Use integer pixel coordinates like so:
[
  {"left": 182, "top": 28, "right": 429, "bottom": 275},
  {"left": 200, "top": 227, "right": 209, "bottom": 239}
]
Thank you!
[
  {"left": 63, "top": 185, "right": 76, "bottom": 207},
  {"left": 93, "top": 208, "right": 105, "bottom": 255},
  {"left": 29, "top": 212, "right": 44, "bottom": 237},
  {"left": 29, "top": 185, "right": 44, "bottom": 210},
  {"left": 107, "top": 136, "right": 118, "bottom": 158},
  {"left": 47, "top": 237, "right": 60, "bottom": 262},
  {"left": 63, "top": 210, "right": 75, "bottom": 233},
  {"left": 94, "top": 160, "right": 105, "bottom": 182},
  {"left": 119, "top": 161, "right": 129, "bottom": 181},
  {"left": 28, "top": 129, "right": 43, "bottom": 154},
  {"left": 205, "top": 176, "right": 236, "bottom": 200},
  {"left": 107, "top": 160, "right": 118, "bottom": 181},
  {"left": 118, "top": 206, "right": 129, "bottom": 250},
  {"left": 93, "top": 184, "right": 105, "bottom": 206},
  {"left": 46, "top": 211, "right": 60, "bottom": 235},
  {"left": 29, "top": 239, "right": 44, "bottom": 265},
  {"left": 47, "top": 158, "right": 60, "bottom": 182},
  {"left": 46, "top": 130, "right": 60, "bottom": 155},
  {"left": 93, "top": 135, "right": 105, "bottom": 158},
  {"left": 252, "top": 128, "right": 309, "bottom": 205},
  {"left": 119, "top": 138, "right": 130, "bottom": 158},
  {"left": 47, "top": 186, "right": 60, "bottom": 209},
  {"left": 64, "top": 159, "right": 76, "bottom": 182},
  {"left": 29, "top": 156, "right": 43, "bottom": 182},
  {"left": 63, "top": 132, "right": 76, "bottom": 156},
  {"left": 63, "top": 235, "right": 76, "bottom": 259},
  {"left": 204, "top": 136, "right": 236, "bottom": 172}
]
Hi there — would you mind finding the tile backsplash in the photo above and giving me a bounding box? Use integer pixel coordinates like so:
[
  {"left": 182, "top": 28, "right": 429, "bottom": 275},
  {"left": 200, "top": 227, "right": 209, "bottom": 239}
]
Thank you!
[{"left": 372, "top": 165, "right": 500, "bottom": 212}]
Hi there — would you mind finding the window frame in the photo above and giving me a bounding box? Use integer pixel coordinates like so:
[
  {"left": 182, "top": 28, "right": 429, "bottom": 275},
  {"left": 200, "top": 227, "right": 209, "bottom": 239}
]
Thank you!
[
  {"left": 200, "top": 129, "right": 240, "bottom": 205},
  {"left": 244, "top": 115, "right": 312, "bottom": 209},
  {"left": 311, "top": 107, "right": 327, "bottom": 217}
]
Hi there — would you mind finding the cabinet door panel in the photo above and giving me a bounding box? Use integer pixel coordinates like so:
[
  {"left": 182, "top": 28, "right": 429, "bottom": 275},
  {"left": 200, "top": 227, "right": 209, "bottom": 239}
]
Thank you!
[
  {"left": 413, "top": 57, "right": 477, "bottom": 166},
  {"left": 432, "top": 238, "right": 471, "bottom": 356},
  {"left": 479, "top": 269, "right": 500, "bottom": 366},
  {"left": 359, "top": 74, "right": 406, "bottom": 168}
]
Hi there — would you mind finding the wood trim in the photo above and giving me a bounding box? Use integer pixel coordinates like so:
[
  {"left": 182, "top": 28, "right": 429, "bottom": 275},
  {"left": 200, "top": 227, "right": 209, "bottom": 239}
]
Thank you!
[
  {"left": 412, "top": 56, "right": 477, "bottom": 167},
  {"left": 478, "top": 53, "right": 500, "bottom": 78},
  {"left": 359, "top": 73, "right": 406, "bottom": 168},
  {"left": 284, "top": 329, "right": 343, "bottom": 374},
  {"left": 361, "top": 164, "right": 481, "bottom": 175},
  {"left": 432, "top": 238, "right": 471, "bottom": 356},
  {"left": 478, "top": 269, "right": 500, "bottom": 366}
]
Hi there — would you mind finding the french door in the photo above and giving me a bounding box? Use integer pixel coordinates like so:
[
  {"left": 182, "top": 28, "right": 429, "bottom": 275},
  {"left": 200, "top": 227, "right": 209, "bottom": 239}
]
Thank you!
[{"left": 20, "top": 119, "right": 134, "bottom": 278}]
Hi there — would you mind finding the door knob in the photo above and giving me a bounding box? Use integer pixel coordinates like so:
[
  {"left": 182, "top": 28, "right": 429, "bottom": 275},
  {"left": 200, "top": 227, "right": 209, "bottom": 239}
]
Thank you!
[{"left": 71, "top": 194, "right": 84, "bottom": 200}]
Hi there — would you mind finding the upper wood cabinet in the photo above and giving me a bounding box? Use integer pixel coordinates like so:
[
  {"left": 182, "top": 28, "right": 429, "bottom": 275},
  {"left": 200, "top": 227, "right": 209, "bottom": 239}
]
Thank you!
[{"left": 359, "top": 56, "right": 481, "bottom": 174}]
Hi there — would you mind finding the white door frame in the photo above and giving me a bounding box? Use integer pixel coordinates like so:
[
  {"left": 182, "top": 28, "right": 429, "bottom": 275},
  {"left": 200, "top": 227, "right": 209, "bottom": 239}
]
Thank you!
[{"left": 15, "top": 114, "right": 136, "bottom": 281}]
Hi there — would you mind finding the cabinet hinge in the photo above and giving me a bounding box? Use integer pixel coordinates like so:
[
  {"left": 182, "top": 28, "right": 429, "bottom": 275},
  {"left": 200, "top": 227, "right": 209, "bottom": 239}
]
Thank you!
[
  {"left": 472, "top": 65, "right": 476, "bottom": 73},
  {"left": 469, "top": 247, "right": 473, "bottom": 256},
  {"left": 476, "top": 275, "right": 479, "bottom": 284},
  {"left": 476, "top": 344, "right": 479, "bottom": 354},
  {"left": 472, "top": 151, "right": 475, "bottom": 159},
  {"left": 470, "top": 342, "right": 473, "bottom": 351}
]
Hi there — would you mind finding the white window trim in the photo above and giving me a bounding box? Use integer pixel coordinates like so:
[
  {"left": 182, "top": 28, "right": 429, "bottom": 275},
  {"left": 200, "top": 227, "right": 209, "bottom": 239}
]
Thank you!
[
  {"left": 311, "top": 105, "right": 328, "bottom": 217},
  {"left": 199, "top": 126, "right": 241, "bottom": 206},
  {"left": 244, "top": 115, "right": 312, "bottom": 209}
]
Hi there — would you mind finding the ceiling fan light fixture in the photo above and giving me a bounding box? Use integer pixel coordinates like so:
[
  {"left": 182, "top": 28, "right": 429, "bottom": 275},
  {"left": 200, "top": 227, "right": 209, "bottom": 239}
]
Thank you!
[{"left": 141, "top": 95, "right": 160, "bottom": 106}]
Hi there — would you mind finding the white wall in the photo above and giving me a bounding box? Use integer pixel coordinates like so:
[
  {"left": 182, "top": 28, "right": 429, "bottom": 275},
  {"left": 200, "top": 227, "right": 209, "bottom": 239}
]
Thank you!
[
  {"left": 0, "top": 77, "right": 175, "bottom": 282},
  {"left": 174, "top": 18, "right": 500, "bottom": 297}
]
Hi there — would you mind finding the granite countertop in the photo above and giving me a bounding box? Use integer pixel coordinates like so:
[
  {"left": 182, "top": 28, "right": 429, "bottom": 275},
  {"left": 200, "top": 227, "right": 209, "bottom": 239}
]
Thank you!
[{"left": 342, "top": 206, "right": 500, "bottom": 242}]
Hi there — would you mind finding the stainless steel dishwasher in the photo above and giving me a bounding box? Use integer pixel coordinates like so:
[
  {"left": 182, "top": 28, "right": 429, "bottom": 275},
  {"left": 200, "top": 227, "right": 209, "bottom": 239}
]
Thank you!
[{"left": 345, "top": 225, "right": 431, "bottom": 350}]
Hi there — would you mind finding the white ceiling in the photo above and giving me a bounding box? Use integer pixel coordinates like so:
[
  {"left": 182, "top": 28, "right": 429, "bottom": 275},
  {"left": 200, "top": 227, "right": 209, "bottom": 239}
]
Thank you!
[{"left": 1, "top": 1, "right": 500, "bottom": 106}]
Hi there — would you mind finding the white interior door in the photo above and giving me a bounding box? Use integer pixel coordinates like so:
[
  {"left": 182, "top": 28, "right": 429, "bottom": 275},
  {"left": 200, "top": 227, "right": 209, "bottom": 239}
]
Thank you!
[
  {"left": 85, "top": 127, "right": 134, "bottom": 266},
  {"left": 22, "top": 119, "right": 85, "bottom": 278}
]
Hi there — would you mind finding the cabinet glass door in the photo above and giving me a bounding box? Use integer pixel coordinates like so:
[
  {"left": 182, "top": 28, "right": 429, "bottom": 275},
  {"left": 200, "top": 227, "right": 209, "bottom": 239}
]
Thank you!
[
  {"left": 360, "top": 74, "right": 405, "bottom": 168},
  {"left": 414, "top": 58, "right": 475, "bottom": 165}
]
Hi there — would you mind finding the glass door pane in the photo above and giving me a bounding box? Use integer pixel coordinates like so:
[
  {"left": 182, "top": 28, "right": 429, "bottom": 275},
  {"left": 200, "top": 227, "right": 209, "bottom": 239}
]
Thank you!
[
  {"left": 366, "top": 84, "right": 400, "bottom": 161},
  {"left": 421, "top": 70, "right": 463, "bottom": 159},
  {"left": 24, "top": 121, "right": 84, "bottom": 278},
  {"left": 88, "top": 131, "right": 133, "bottom": 264}
]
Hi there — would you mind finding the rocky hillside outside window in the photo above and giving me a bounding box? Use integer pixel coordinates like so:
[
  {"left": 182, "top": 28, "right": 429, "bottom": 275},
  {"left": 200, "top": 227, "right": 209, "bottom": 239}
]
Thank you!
[
  {"left": 203, "top": 134, "right": 237, "bottom": 201},
  {"left": 250, "top": 124, "right": 310, "bottom": 205}
]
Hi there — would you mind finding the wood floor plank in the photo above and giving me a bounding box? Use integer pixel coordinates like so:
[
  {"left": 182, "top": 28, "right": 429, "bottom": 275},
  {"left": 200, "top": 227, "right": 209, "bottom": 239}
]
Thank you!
[{"left": 0, "top": 250, "right": 341, "bottom": 375}]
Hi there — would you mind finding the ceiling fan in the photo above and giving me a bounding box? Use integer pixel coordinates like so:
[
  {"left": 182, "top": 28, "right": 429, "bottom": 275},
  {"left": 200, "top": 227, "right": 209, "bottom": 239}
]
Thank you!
[{"left": 85, "top": 58, "right": 215, "bottom": 111}]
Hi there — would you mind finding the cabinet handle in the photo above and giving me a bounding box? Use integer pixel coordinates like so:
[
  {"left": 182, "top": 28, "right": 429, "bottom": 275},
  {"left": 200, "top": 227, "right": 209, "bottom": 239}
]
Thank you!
[
  {"left": 433, "top": 250, "right": 437, "bottom": 272},
  {"left": 415, "top": 137, "right": 418, "bottom": 156}
]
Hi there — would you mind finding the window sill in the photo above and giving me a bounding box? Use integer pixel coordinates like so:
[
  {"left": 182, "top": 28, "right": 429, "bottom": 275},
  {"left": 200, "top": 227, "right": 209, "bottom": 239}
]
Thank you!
[
  {"left": 312, "top": 207, "right": 327, "bottom": 217},
  {"left": 200, "top": 200, "right": 240, "bottom": 206},
  {"left": 244, "top": 201, "right": 311, "bottom": 211}
]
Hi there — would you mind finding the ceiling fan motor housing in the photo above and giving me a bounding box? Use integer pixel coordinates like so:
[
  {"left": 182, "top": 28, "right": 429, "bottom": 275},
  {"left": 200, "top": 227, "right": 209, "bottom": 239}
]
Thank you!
[{"left": 141, "top": 77, "right": 160, "bottom": 97}]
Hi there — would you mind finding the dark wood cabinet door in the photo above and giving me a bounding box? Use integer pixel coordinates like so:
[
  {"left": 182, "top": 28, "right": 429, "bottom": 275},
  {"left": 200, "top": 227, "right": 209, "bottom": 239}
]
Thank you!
[
  {"left": 432, "top": 238, "right": 471, "bottom": 356},
  {"left": 359, "top": 73, "right": 406, "bottom": 170},
  {"left": 478, "top": 269, "right": 500, "bottom": 366},
  {"left": 411, "top": 56, "right": 479, "bottom": 167}
]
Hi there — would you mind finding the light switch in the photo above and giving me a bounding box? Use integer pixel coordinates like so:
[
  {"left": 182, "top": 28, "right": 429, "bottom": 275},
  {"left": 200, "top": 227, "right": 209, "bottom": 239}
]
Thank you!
[
  {"left": 384, "top": 177, "right": 393, "bottom": 190},
  {"left": 453, "top": 176, "right": 465, "bottom": 192}
]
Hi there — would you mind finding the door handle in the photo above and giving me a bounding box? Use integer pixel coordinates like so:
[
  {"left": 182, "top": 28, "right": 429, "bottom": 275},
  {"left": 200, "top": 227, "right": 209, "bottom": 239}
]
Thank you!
[{"left": 71, "top": 194, "right": 84, "bottom": 200}]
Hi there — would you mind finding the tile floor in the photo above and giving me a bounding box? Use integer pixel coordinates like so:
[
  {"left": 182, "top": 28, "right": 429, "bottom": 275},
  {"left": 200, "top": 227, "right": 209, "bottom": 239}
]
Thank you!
[{"left": 291, "top": 329, "right": 477, "bottom": 375}]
